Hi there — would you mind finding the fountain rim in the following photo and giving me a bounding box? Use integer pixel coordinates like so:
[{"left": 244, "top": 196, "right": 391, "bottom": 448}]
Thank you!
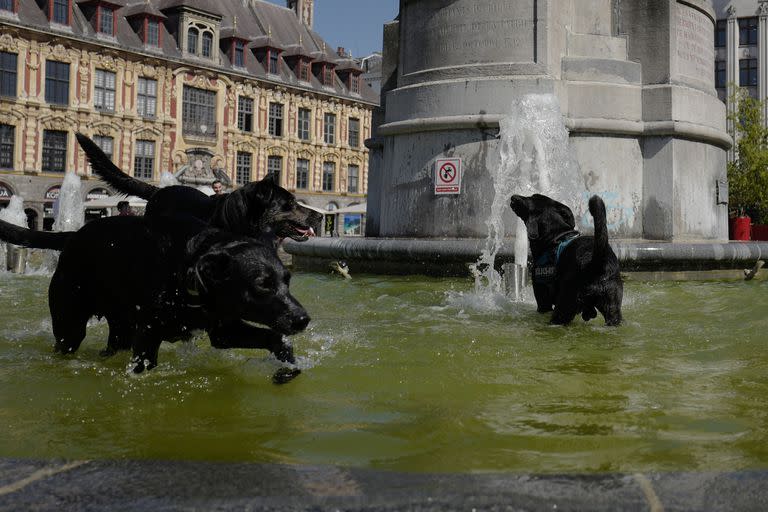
[{"left": 376, "top": 115, "right": 732, "bottom": 150}]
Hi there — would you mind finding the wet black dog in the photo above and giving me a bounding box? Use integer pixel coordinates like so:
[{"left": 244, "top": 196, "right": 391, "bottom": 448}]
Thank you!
[
  {"left": 509, "top": 193, "right": 623, "bottom": 326},
  {"left": 76, "top": 133, "right": 322, "bottom": 245},
  {"left": 0, "top": 215, "right": 309, "bottom": 373}
]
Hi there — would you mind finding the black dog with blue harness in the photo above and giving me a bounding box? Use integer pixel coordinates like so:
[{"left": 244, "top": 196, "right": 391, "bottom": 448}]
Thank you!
[{"left": 531, "top": 230, "right": 580, "bottom": 286}]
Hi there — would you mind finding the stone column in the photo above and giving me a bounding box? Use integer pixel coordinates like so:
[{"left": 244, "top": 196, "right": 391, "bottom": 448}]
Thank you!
[
  {"left": 760, "top": 2, "right": 768, "bottom": 127},
  {"left": 727, "top": 5, "right": 739, "bottom": 161}
]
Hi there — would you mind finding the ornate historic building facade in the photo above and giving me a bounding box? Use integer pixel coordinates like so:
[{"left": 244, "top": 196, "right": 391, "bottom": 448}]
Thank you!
[{"left": 0, "top": 0, "right": 377, "bottom": 231}]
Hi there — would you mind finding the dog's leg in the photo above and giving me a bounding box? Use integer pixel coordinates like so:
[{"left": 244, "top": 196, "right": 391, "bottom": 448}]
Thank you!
[
  {"left": 532, "top": 284, "right": 554, "bottom": 313},
  {"left": 551, "top": 290, "right": 579, "bottom": 325},
  {"left": 208, "top": 325, "right": 296, "bottom": 364},
  {"left": 102, "top": 313, "right": 135, "bottom": 357}
]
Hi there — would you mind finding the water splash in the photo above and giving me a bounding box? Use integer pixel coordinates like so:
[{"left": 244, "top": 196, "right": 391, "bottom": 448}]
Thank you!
[
  {"left": 469, "top": 94, "right": 587, "bottom": 307},
  {"left": 53, "top": 172, "right": 84, "bottom": 232},
  {"left": 0, "top": 196, "right": 28, "bottom": 272},
  {"left": 159, "top": 171, "right": 179, "bottom": 188}
]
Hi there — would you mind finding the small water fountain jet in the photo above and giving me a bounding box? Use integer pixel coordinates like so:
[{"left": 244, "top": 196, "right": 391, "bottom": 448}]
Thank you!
[
  {"left": 53, "top": 172, "right": 85, "bottom": 232},
  {"left": 472, "top": 94, "right": 587, "bottom": 304},
  {"left": 0, "top": 196, "right": 28, "bottom": 273}
]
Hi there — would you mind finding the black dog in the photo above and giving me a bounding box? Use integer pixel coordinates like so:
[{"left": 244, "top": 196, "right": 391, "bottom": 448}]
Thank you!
[
  {"left": 0, "top": 215, "right": 309, "bottom": 373},
  {"left": 76, "top": 133, "right": 322, "bottom": 245},
  {"left": 509, "top": 194, "right": 623, "bottom": 326}
]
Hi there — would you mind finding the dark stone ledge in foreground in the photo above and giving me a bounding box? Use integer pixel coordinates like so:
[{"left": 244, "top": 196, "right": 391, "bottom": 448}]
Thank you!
[
  {"left": 1, "top": 458, "right": 767, "bottom": 511},
  {"left": 283, "top": 238, "right": 768, "bottom": 278}
]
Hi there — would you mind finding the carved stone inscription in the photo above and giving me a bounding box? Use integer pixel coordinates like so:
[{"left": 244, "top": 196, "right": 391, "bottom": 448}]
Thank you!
[
  {"left": 675, "top": 2, "right": 714, "bottom": 83},
  {"left": 402, "top": 0, "right": 536, "bottom": 75}
]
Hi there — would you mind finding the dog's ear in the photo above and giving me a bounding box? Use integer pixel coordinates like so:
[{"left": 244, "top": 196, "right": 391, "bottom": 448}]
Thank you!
[
  {"left": 195, "top": 250, "right": 234, "bottom": 287},
  {"left": 554, "top": 202, "right": 576, "bottom": 228},
  {"left": 246, "top": 175, "right": 279, "bottom": 205}
]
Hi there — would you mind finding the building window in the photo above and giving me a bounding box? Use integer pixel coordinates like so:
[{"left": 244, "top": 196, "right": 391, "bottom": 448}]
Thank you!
[
  {"left": 52, "top": 0, "right": 68, "bottom": 24},
  {"left": 93, "top": 135, "right": 114, "bottom": 161},
  {"left": 182, "top": 85, "right": 216, "bottom": 137},
  {"left": 269, "top": 51, "right": 279, "bottom": 74},
  {"left": 42, "top": 130, "right": 67, "bottom": 173},
  {"left": 298, "top": 59, "right": 310, "bottom": 82},
  {"left": 137, "top": 77, "right": 157, "bottom": 118},
  {"left": 347, "top": 165, "right": 359, "bottom": 193},
  {"left": 94, "top": 69, "right": 116, "bottom": 112},
  {"left": 740, "top": 58, "right": 758, "bottom": 86},
  {"left": 238, "top": 96, "right": 253, "bottom": 132},
  {"left": 146, "top": 19, "right": 160, "bottom": 46},
  {"left": 0, "top": 124, "right": 13, "bottom": 169},
  {"left": 322, "top": 162, "right": 335, "bottom": 192},
  {"left": 350, "top": 74, "right": 360, "bottom": 94},
  {"left": 298, "top": 108, "right": 311, "bottom": 140},
  {"left": 236, "top": 151, "right": 252, "bottom": 186},
  {"left": 133, "top": 140, "right": 154, "bottom": 179},
  {"left": 268, "top": 102, "right": 283, "bottom": 137},
  {"left": 739, "top": 17, "right": 758, "bottom": 46},
  {"left": 45, "top": 60, "right": 69, "bottom": 105},
  {"left": 0, "top": 0, "right": 14, "bottom": 12},
  {"left": 267, "top": 155, "right": 282, "bottom": 184},
  {"left": 99, "top": 5, "right": 114, "bottom": 35},
  {"left": 0, "top": 51, "right": 17, "bottom": 98},
  {"left": 348, "top": 118, "right": 360, "bottom": 148},
  {"left": 296, "top": 158, "right": 309, "bottom": 189},
  {"left": 202, "top": 31, "right": 213, "bottom": 58},
  {"left": 187, "top": 27, "right": 199, "bottom": 55},
  {"left": 715, "top": 20, "right": 726, "bottom": 48},
  {"left": 234, "top": 40, "right": 245, "bottom": 67},
  {"left": 323, "top": 65, "right": 334, "bottom": 86},
  {"left": 715, "top": 60, "right": 726, "bottom": 89},
  {"left": 323, "top": 113, "right": 336, "bottom": 144}
]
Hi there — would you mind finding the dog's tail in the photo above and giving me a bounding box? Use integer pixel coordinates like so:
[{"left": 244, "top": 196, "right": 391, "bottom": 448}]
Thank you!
[
  {"left": 0, "top": 219, "right": 72, "bottom": 250},
  {"left": 589, "top": 195, "right": 609, "bottom": 268},
  {"left": 76, "top": 133, "right": 159, "bottom": 200}
]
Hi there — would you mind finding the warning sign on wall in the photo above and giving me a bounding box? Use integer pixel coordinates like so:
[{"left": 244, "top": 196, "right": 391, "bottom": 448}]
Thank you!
[{"left": 434, "top": 158, "right": 462, "bottom": 195}]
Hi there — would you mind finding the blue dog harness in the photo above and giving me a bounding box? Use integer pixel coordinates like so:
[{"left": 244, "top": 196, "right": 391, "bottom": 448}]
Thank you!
[{"left": 531, "top": 231, "right": 580, "bottom": 285}]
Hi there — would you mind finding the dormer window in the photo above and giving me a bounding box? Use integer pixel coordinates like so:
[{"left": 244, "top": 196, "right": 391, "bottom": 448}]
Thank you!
[
  {"left": 298, "top": 59, "right": 310, "bottom": 82},
  {"left": 123, "top": 2, "right": 166, "bottom": 49},
  {"left": 51, "top": 0, "right": 70, "bottom": 25},
  {"left": 0, "top": 0, "right": 17, "bottom": 13},
  {"left": 233, "top": 40, "right": 245, "bottom": 67},
  {"left": 98, "top": 4, "right": 114, "bottom": 35},
  {"left": 350, "top": 74, "right": 360, "bottom": 94},
  {"left": 323, "top": 65, "right": 333, "bottom": 86},
  {"left": 269, "top": 51, "right": 279, "bottom": 75},
  {"left": 187, "top": 27, "right": 199, "bottom": 55},
  {"left": 146, "top": 18, "right": 159, "bottom": 46},
  {"left": 201, "top": 31, "right": 213, "bottom": 58}
]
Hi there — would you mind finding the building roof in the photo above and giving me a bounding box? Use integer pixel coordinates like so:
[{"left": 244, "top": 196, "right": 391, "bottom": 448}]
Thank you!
[{"left": 5, "top": 0, "right": 378, "bottom": 104}]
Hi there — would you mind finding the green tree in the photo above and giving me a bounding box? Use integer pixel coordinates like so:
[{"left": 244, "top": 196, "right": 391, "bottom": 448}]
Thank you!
[{"left": 727, "top": 87, "right": 768, "bottom": 222}]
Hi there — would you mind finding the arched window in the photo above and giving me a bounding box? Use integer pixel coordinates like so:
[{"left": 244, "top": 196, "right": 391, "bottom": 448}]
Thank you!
[
  {"left": 202, "top": 31, "right": 213, "bottom": 58},
  {"left": 187, "top": 27, "right": 199, "bottom": 55}
]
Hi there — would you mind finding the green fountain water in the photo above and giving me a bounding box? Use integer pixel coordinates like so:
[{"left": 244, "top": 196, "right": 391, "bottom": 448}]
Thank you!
[{"left": 0, "top": 272, "right": 766, "bottom": 474}]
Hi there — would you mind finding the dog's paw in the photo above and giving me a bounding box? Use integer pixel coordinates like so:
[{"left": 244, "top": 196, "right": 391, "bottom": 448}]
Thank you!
[{"left": 272, "top": 367, "right": 301, "bottom": 384}]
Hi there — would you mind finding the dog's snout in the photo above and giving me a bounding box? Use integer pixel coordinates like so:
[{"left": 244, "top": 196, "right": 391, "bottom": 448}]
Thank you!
[{"left": 292, "top": 314, "right": 310, "bottom": 332}]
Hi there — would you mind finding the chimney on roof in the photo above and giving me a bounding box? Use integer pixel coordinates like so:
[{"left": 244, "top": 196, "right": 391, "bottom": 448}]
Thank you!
[{"left": 287, "top": 0, "right": 314, "bottom": 29}]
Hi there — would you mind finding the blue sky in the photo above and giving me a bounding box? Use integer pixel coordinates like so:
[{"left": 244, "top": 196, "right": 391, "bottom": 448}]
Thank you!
[{"left": 264, "top": 0, "right": 398, "bottom": 57}]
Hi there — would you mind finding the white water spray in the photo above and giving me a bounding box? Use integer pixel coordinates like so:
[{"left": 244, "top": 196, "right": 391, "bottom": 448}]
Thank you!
[
  {"left": 53, "top": 172, "right": 85, "bottom": 232},
  {"left": 0, "top": 196, "right": 28, "bottom": 272},
  {"left": 471, "top": 94, "right": 587, "bottom": 305},
  {"left": 159, "top": 171, "right": 179, "bottom": 188}
]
